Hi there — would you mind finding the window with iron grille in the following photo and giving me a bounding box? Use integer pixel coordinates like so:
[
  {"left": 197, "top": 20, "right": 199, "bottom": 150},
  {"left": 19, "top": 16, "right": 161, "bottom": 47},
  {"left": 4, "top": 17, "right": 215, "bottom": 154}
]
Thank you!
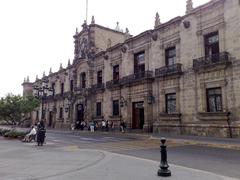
[
  {"left": 97, "top": 71, "right": 103, "bottom": 85},
  {"left": 204, "top": 31, "right": 219, "bottom": 59},
  {"left": 36, "top": 111, "right": 39, "bottom": 120},
  {"left": 61, "top": 83, "right": 64, "bottom": 95},
  {"left": 42, "top": 110, "right": 46, "bottom": 120},
  {"left": 51, "top": 83, "right": 55, "bottom": 96},
  {"left": 134, "top": 51, "right": 145, "bottom": 75},
  {"left": 166, "top": 93, "right": 176, "bottom": 114},
  {"left": 112, "top": 100, "right": 119, "bottom": 116},
  {"left": 165, "top": 47, "right": 176, "bottom": 66},
  {"left": 113, "top": 65, "right": 119, "bottom": 82},
  {"left": 70, "top": 80, "right": 74, "bottom": 92},
  {"left": 96, "top": 102, "right": 102, "bottom": 117},
  {"left": 81, "top": 72, "right": 86, "bottom": 88},
  {"left": 207, "top": 87, "right": 222, "bottom": 112},
  {"left": 59, "top": 107, "right": 63, "bottom": 119}
]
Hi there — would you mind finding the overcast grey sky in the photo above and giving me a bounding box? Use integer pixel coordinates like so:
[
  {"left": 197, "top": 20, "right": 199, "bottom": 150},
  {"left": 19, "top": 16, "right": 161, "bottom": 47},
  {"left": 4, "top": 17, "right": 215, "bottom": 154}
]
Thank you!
[{"left": 0, "top": 0, "right": 209, "bottom": 97}]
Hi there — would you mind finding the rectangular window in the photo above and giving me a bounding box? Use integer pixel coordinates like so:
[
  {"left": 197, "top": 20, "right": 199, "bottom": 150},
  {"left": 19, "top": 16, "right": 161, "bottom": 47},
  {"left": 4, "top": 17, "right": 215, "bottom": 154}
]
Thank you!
[
  {"left": 112, "top": 100, "right": 119, "bottom": 116},
  {"left": 81, "top": 72, "right": 86, "bottom": 88},
  {"left": 36, "top": 110, "right": 39, "bottom": 120},
  {"left": 134, "top": 51, "right": 145, "bottom": 75},
  {"left": 59, "top": 107, "right": 63, "bottom": 119},
  {"left": 96, "top": 102, "right": 102, "bottom": 117},
  {"left": 204, "top": 31, "right": 219, "bottom": 60},
  {"left": 61, "top": 83, "right": 64, "bottom": 95},
  {"left": 51, "top": 83, "right": 55, "bottom": 96},
  {"left": 166, "top": 93, "right": 177, "bottom": 114},
  {"left": 42, "top": 110, "right": 46, "bottom": 120},
  {"left": 113, "top": 65, "right": 119, "bottom": 83},
  {"left": 207, "top": 88, "right": 222, "bottom": 112},
  {"left": 70, "top": 80, "right": 74, "bottom": 92},
  {"left": 165, "top": 47, "right": 176, "bottom": 66},
  {"left": 97, "top": 71, "right": 103, "bottom": 85}
]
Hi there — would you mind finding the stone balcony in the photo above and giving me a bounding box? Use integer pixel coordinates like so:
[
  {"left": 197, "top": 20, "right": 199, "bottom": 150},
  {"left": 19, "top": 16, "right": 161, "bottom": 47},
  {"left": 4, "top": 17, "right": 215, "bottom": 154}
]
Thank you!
[
  {"left": 193, "top": 52, "right": 231, "bottom": 72},
  {"left": 155, "top": 63, "right": 183, "bottom": 78},
  {"left": 106, "top": 79, "right": 121, "bottom": 89},
  {"left": 122, "top": 70, "right": 154, "bottom": 85},
  {"left": 90, "top": 83, "right": 105, "bottom": 93},
  {"left": 74, "top": 87, "right": 89, "bottom": 95},
  {"left": 106, "top": 71, "right": 154, "bottom": 89}
]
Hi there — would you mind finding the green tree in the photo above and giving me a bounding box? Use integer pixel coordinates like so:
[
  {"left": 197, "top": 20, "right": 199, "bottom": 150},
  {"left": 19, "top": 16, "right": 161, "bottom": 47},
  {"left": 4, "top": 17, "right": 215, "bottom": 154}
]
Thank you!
[{"left": 0, "top": 94, "right": 39, "bottom": 125}]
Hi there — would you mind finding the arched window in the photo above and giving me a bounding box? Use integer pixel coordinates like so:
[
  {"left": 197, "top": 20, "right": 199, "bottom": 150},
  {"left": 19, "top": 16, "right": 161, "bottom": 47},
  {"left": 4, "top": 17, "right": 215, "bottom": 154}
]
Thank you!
[{"left": 81, "top": 72, "right": 86, "bottom": 88}]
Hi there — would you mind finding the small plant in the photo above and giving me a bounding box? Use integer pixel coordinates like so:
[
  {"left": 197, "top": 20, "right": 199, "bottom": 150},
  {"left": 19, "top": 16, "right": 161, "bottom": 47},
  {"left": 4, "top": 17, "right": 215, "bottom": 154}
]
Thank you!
[
  {"left": 0, "top": 128, "right": 11, "bottom": 136},
  {"left": 3, "top": 130, "right": 27, "bottom": 139}
]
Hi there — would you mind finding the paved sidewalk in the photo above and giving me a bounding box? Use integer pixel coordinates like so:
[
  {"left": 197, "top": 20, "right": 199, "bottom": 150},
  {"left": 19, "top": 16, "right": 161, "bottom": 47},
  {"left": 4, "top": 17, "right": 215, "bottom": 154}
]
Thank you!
[{"left": 0, "top": 139, "right": 237, "bottom": 180}]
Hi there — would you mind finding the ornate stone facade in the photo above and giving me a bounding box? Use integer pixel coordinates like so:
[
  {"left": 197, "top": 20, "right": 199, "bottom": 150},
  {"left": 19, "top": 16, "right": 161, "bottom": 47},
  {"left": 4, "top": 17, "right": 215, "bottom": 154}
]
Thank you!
[{"left": 23, "top": 0, "right": 240, "bottom": 137}]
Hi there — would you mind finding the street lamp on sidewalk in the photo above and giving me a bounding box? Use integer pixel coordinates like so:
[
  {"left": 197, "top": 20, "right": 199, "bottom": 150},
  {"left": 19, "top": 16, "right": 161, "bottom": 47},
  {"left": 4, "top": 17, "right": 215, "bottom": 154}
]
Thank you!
[{"left": 34, "top": 79, "right": 53, "bottom": 121}]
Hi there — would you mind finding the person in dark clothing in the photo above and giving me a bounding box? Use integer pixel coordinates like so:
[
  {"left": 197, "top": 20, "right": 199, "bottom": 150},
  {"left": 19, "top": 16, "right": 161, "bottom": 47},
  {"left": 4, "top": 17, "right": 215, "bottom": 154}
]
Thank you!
[
  {"left": 120, "top": 121, "right": 126, "bottom": 133},
  {"left": 36, "top": 120, "right": 46, "bottom": 146}
]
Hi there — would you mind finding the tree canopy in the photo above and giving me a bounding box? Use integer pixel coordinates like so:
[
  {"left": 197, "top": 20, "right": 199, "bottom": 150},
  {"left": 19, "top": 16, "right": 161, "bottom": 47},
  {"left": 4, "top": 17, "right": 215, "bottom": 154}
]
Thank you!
[{"left": 0, "top": 94, "right": 39, "bottom": 125}]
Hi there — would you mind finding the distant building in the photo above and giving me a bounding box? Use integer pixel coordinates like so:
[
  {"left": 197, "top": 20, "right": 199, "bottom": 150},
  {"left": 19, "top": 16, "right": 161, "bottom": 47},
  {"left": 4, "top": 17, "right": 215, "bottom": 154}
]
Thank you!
[{"left": 23, "top": 0, "right": 240, "bottom": 137}]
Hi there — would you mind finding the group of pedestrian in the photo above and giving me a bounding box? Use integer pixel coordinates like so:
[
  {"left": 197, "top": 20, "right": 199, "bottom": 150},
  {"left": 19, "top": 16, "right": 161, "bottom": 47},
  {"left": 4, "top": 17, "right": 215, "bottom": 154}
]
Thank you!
[
  {"left": 22, "top": 120, "right": 46, "bottom": 146},
  {"left": 74, "top": 120, "right": 116, "bottom": 133},
  {"left": 88, "top": 120, "right": 125, "bottom": 133},
  {"left": 101, "top": 120, "right": 114, "bottom": 132}
]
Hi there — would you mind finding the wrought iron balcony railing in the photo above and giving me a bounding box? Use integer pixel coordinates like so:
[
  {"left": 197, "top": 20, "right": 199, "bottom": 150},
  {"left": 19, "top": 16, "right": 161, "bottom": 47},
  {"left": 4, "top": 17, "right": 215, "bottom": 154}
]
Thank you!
[
  {"left": 74, "top": 87, "right": 89, "bottom": 95},
  {"left": 193, "top": 52, "right": 230, "bottom": 70},
  {"left": 106, "top": 71, "right": 153, "bottom": 89},
  {"left": 91, "top": 83, "right": 105, "bottom": 91},
  {"left": 155, "top": 63, "right": 182, "bottom": 77},
  {"left": 106, "top": 79, "right": 121, "bottom": 89},
  {"left": 74, "top": 87, "right": 85, "bottom": 92},
  {"left": 121, "top": 70, "right": 154, "bottom": 85},
  {"left": 51, "top": 92, "right": 73, "bottom": 100}
]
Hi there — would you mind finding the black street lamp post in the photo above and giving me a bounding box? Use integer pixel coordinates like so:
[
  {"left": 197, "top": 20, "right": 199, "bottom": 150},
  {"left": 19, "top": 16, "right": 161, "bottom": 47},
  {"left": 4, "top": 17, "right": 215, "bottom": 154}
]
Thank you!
[{"left": 34, "top": 79, "right": 53, "bottom": 121}]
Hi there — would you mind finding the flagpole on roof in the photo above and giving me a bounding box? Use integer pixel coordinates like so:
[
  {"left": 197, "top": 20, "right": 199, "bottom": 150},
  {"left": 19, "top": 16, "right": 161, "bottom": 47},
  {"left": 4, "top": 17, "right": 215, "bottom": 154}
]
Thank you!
[{"left": 86, "top": 0, "right": 88, "bottom": 24}]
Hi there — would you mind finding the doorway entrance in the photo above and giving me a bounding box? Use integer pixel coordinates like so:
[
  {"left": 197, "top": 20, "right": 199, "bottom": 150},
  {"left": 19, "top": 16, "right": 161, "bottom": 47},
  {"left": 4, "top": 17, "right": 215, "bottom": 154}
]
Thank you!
[
  {"left": 132, "top": 102, "right": 144, "bottom": 129},
  {"left": 48, "top": 111, "right": 53, "bottom": 127},
  {"left": 76, "top": 104, "right": 84, "bottom": 129}
]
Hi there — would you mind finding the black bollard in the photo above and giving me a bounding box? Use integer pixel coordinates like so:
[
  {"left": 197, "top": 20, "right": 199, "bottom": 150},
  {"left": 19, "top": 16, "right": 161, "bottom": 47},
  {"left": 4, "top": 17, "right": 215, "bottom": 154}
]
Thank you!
[{"left": 158, "top": 137, "right": 171, "bottom": 177}]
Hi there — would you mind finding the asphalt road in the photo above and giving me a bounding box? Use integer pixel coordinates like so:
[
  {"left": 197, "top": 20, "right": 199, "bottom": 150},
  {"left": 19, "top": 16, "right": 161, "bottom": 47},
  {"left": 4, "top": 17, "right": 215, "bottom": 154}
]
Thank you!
[{"left": 45, "top": 131, "right": 240, "bottom": 179}]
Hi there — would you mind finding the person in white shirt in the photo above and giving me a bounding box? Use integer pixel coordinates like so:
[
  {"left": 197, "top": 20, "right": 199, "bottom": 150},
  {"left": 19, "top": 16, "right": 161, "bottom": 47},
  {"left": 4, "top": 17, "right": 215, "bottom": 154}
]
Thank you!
[
  {"left": 101, "top": 120, "right": 106, "bottom": 131},
  {"left": 90, "top": 121, "right": 95, "bottom": 132},
  {"left": 22, "top": 126, "right": 37, "bottom": 142}
]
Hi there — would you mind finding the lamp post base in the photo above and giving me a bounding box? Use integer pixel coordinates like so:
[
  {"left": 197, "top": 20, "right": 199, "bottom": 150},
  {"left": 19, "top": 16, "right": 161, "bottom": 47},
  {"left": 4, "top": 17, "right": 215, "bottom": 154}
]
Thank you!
[{"left": 158, "top": 168, "right": 171, "bottom": 177}]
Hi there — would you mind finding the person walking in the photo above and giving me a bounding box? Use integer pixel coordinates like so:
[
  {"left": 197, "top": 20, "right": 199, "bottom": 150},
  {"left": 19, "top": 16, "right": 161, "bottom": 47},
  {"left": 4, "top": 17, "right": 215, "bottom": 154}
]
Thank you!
[
  {"left": 120, "top": 121, "right": 126, "bottom": 133},
  {"left": 90, "top": 121, "right": 95, "bottom": 132},
  {"left": 110, "top": 121, "right": 115, "bottom": 132},
  {"left": 101, "top": 120, "right": 106, "bottom": 131},
  {"left": 106, "top": 120, "right": 109, "bottom": 131}
]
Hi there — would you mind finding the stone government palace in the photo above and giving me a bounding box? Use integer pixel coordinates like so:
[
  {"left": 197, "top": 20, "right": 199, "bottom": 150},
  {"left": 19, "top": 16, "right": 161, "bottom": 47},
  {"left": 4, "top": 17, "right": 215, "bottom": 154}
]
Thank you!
[{"left": 22, "top": 0, "right": 240, "bottom": 137}]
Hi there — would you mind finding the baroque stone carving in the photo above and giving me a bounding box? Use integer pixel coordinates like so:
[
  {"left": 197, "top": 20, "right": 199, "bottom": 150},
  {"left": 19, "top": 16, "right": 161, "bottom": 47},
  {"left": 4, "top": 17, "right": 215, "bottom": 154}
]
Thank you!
[
  {"left": 151, "top": 32, "right": 158, "bottom": 41},
  {"left": 183, "top": 21, "right": 190, "bottom": 29},
  {"left": 103, "top": 53, "right": 109, "bottom": 60},
  {"left": 121, "top": 44, "right": 128, "bottom": 53}
]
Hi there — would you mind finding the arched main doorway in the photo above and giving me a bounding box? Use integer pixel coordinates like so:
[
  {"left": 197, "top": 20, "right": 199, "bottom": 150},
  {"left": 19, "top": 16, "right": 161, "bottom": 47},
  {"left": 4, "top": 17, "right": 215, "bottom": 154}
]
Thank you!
[{"left": 75, "top": 104, "right": 84, "bottom": 129}]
